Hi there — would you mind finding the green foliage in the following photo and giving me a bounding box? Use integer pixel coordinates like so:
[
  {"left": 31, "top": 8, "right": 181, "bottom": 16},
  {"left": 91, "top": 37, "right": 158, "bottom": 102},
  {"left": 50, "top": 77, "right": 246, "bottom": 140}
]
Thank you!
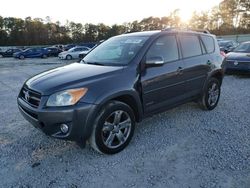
[{"left": 0, "top": 0, "right": 249, "bottom": 46}]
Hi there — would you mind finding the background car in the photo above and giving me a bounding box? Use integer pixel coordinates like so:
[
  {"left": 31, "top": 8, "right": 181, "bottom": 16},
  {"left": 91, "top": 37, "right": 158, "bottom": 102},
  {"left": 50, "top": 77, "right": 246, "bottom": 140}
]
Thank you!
[
  {"left": 13, "top": 48, "right": 48, "bottom": 59},
  {"left": 63, "top": 44, "right": 76, "bottom": 51},
  {"left": 45, "top": 47, "right": 62, "bottom": 57},
  {"left": 58, "top": 46, "right": 90, "bottom": 60},
  {"left": 0, "top": 48, "right": 22, "bottom": 57},
  {"left": 218, "top": 40, "right": 238, "bottom": 53},
  {"left": 223, "top": 41, "right": 250, "bottom": 73}
]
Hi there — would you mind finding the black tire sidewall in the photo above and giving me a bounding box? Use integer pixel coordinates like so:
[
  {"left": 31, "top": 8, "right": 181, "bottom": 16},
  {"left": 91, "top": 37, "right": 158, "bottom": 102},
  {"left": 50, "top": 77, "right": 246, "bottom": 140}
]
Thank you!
[
  {"left": 203, "top": 78, "right": 221, "bottom": 110},
  {"left": 94, "top": 101, "right": 135, "bottom": 154}
]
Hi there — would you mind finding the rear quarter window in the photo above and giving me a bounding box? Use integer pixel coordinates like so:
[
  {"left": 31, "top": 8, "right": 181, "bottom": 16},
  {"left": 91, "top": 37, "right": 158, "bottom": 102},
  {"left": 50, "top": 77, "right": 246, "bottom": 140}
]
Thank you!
[
  {"left": 179, "top": 35, "right": 202, "bottom": 58},
  {"left": 201, "top": 35, "right": 215, "bottom": 53}
]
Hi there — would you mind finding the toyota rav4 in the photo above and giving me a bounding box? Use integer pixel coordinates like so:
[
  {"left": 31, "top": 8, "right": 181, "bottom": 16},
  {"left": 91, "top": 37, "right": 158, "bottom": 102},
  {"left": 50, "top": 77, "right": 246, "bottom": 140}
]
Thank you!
[{"left": 18, "top": 29, "right": 224, "bottom": 154}]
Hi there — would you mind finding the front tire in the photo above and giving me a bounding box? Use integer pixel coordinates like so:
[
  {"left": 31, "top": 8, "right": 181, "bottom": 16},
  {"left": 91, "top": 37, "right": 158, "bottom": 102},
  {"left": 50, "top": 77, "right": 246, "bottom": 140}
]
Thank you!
[
  {"left": 199, "top": 77, "right": 221, "bottom": 110},
  {"left": 66, "top": 55, "right": 72, "bottom": 60},
  {"left": 89, "top": 101, "right": 135, "bottom": 154}
]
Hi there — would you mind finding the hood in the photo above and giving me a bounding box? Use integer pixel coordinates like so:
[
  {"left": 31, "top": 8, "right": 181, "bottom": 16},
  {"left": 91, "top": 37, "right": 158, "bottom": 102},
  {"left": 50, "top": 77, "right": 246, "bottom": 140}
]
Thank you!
[
  {"left": 59, "top": 51, "right": 68, "bottom": 55},
  {"left": 226, "top": 52, "right": 250, "bottom": 61},
  {"left": 25, "top": 63, "right": 124, "bottom": 95}
]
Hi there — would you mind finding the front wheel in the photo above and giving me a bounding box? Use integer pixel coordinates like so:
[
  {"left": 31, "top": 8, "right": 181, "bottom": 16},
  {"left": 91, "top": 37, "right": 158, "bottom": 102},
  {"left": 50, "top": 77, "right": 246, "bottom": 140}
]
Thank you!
[
  {"left": 89, "top": 101, "right": 135, "bottom": 154},
  {"left": 66, "top": 55, "right": 72, "bottom": 60},
  {"left": 19, "top": 55, "right": 25, "bottom": 60},
  {"left": 199, "top": 77, "right": 221, "bottom": 110}
]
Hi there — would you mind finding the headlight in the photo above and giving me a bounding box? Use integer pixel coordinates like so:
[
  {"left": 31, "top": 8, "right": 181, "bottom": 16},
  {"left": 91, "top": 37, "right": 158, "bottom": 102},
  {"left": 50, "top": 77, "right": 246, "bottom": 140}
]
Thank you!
[{"left": 46, "top": 88, "right": 88, "bottom": 107}]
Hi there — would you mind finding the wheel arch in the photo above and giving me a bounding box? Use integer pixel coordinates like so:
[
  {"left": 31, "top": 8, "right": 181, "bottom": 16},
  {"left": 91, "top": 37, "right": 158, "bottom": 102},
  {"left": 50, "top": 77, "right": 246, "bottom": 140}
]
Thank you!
[{"left": 97, "top": 92, "right": 143, "bottom": 123}]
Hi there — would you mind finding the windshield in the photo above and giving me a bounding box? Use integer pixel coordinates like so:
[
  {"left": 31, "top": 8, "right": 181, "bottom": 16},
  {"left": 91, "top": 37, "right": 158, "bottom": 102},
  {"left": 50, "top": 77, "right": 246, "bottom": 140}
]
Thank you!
[
  {"left": 68, "top": 47, "right": 76, "bottom": 52},
  {"left": 81, "top": 35, "right": 149, "bottom": 66},
  {"left": 233, "top": 43, "right": 250, "bottom": 53}
]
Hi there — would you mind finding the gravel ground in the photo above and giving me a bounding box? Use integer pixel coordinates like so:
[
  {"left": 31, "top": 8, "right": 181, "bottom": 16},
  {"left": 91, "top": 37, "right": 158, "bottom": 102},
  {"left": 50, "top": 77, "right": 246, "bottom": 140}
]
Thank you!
[{"left": 0, "top": 57, "right": 250, "bottom": 188}]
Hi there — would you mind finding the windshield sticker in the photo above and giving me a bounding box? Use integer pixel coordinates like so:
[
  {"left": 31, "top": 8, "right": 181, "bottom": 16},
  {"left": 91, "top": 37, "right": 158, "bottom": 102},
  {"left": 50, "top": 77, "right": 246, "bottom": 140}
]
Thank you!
[{"left": 124, "top": 39, "right": 143, "bottom": 44}]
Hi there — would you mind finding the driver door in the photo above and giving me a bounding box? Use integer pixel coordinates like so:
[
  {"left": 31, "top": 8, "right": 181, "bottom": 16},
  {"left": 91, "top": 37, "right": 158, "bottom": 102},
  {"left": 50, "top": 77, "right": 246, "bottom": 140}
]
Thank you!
[{"left": 141, "top": 34, "right": 186, "bottom": 114}]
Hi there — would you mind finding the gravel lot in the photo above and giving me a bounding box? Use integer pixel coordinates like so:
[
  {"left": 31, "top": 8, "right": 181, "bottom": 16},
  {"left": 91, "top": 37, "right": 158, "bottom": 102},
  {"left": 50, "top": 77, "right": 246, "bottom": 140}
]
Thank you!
[{"left": 0, "top": 57, "right": 250, "bottom": 188}]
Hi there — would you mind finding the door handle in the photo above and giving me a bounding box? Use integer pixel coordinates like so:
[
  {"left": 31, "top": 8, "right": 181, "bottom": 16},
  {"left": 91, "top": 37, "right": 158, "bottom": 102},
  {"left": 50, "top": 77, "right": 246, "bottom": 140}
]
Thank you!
[{"left": 176, "top": 67, "right": 183, "bottom": 75}]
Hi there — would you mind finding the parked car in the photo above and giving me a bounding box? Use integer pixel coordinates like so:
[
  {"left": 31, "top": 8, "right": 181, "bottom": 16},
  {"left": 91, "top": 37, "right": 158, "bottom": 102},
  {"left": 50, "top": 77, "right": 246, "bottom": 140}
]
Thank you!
[
  {"left": 222, "top": 41, "right": 250, "bottom": 73},
  {"left": 45, "top": 47, "right": 62, "bottom": 57},
  {"left": 218, "top": 40, "right": 238, "bottom": 53},
  {"left": 58, "top": 46, "right": 90, "bottom": 60},
  {"left": 14, "top": 48, "right": 48, "bottom": 59},
  {"left": 0, "top": 48, "right": 22, "bottom": 58},
  {"left": 52, "top": 44, "right": 63, "bottom": 50},
  {"left": 63, "top": 44, "right": 76, "bottom": 51},
  {"left": 17, "top": 29, "right": 224, "bottom": 154}
]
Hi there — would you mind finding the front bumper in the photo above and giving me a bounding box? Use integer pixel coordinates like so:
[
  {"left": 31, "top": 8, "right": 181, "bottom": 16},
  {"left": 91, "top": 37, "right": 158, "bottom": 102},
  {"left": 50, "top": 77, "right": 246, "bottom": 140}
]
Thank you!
[
  {"left": 17, "top": 97, "right": 97, "bottom": 142},
  {"left": 224, "top": 60, "right": 250, "bottom": 73}
]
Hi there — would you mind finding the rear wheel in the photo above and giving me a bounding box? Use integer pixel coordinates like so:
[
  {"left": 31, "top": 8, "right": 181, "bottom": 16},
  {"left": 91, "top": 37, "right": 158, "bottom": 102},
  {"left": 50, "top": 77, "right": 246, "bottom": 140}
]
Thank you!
[
  {"left": 66, "top": 55, "right": 72, "bottom": 60},
  {"left": 42, "top": 54, "right": 47, "bottom": 58},
  {"left": 89, "top": 101, "right": 135, "bottom": 154},
  {"left": 199, "top": 77, "right": 221, "bottom": 110},
  {"left": 0, "top": 54, "right": 3, "bottom": 58}
]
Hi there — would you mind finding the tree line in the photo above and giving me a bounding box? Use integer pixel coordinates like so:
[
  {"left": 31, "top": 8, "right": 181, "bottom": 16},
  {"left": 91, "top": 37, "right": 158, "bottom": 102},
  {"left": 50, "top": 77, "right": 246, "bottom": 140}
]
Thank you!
[{"left": 0, "top": 0, "right": 249, "bottom": 46}]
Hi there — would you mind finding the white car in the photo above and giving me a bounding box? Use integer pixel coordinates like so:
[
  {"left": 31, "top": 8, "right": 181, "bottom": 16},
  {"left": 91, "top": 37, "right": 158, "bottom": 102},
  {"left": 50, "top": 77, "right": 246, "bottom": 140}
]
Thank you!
[{"left": 58, "top": 46, "right": 90, "bottom": 60}]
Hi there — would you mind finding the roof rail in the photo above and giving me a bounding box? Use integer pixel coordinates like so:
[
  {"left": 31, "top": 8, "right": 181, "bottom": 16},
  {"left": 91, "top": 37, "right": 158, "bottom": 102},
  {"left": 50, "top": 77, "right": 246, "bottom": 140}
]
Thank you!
[{"left": 161, "top": 27, "right": 210, "bottom": 34}]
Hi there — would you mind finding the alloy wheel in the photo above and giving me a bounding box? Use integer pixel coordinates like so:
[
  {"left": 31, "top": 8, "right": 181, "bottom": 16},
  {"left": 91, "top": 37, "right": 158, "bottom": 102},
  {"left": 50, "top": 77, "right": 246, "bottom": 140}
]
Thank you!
[
  {"left": 101, "top": 110, "right": 132, "bottom": 149},
  {"left": 207, "top": 83, "right": 219, "bottom": 106}
]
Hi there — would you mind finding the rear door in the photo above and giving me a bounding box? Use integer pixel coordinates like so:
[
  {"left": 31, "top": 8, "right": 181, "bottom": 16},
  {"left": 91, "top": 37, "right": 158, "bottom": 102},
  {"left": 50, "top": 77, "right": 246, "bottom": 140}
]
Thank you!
[
  {"left": 178, "top": 33, "right": 210, "bottom": 97},
  {"left": 141, "top": 34, "right": 187, "bottom": 114}
]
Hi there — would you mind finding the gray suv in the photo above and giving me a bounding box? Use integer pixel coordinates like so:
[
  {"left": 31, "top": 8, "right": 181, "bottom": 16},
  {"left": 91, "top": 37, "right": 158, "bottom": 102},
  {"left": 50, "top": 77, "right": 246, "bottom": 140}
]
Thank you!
[{"left": 18, "top": 29, "right": 224, "bottom": 154}]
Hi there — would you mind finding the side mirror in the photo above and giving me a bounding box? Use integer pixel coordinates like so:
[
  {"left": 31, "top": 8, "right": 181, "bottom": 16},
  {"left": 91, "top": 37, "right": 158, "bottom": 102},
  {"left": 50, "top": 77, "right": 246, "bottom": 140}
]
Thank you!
[{"left": 146, "top": 56, "right": 164, "bottom": 66}]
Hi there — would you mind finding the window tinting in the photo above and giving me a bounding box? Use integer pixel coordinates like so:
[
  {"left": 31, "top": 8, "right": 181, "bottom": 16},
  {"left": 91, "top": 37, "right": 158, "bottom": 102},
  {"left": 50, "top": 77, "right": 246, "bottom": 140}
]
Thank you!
[
  {"left": 201, "top": 35, "right": 215, "bottom": 53},
  {"left": 146, "top": 35, "right": 179, "bottom": 63},
  {"left": 180, "top": 35, "right": 202, "bottom": 58}
]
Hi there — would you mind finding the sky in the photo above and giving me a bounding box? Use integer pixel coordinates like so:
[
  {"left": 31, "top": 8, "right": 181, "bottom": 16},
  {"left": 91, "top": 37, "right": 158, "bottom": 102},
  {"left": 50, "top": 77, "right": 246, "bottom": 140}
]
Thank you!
[{"left": 0, "top": 0, "right": 223, "bottom": 25}]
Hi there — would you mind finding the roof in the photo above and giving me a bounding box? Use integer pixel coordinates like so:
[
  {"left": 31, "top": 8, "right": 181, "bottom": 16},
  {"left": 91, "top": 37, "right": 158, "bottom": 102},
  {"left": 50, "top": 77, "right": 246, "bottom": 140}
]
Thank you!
[{"left": 120, "top": 28, "right": 212, "bottom": 38}]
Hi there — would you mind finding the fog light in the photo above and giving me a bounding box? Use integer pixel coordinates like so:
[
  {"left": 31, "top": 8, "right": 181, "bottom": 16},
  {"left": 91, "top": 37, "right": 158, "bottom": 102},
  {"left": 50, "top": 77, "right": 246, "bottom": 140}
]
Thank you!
[{"left": 60, "top": 124, "right": 69, "bottom": 134}]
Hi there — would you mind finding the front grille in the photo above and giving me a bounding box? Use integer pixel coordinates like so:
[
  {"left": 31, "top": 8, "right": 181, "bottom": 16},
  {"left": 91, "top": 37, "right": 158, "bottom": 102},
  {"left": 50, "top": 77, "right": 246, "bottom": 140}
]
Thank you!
[
  {"left": 227, "top": 60, "right": 250, "bottom": 64},
  {"left": 20, "top": 87, "right": 41, "bottom": 108}
]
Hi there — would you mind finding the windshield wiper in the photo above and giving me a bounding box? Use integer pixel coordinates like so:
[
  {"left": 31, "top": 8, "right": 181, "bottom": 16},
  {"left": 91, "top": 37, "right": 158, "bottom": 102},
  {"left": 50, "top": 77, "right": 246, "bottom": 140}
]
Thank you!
[{"left": 85, "top": 62, "right": 105, "bottom": 66}]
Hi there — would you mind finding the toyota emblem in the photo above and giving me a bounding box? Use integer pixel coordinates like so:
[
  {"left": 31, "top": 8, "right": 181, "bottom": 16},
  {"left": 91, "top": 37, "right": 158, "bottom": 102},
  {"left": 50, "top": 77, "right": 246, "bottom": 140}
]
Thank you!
[{"left": 24, "top": 90, "right": 30, "bottom": 101}]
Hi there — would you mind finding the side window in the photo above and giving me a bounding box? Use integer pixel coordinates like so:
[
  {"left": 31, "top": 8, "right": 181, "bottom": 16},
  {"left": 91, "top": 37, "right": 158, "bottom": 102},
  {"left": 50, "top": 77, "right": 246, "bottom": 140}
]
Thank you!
[
  {"left": 201, "top": 35, "right": 215, "bottom": 53},
  {"left": 179, "top": 35, "right": 202, "bottom": 58},
  {"left": 146, "top": 35, "right": 179, "bottom": 63}
]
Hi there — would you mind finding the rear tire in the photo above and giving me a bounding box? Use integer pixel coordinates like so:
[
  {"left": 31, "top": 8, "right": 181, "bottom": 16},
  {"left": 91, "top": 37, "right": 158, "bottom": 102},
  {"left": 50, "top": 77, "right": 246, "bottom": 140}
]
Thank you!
[
  {"left": 19, "top": 55, "right": 25, "bottom": 60},
  {"left": 42, "top": 54, "right": 47, "bottom": 58},
  {"left": 199, "top": 77, "right": 221, "bottom": 110},
  {"left": 89, "top": 101, "right": 135, "bottom": 154}
]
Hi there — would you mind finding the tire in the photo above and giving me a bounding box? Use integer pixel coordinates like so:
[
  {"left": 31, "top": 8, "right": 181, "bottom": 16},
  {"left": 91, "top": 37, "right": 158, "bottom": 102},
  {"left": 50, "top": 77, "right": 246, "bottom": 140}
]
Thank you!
[
  {"left": 66, "top": 55, "right": 72, "bottom": 60},
  {"left": 19, "top": 55, "right": 25, "bottom": 60},
  {"left": 42, "top": 54, "right": 47, "bottom": 58},
  {"left": 199, "top": 77, "right": 221, "bottom": 110},
  {"left": 0, "top": 54, "right": 3, "bottom": 58},
  {"left": 89, "top": 101, "right": 135, "bottom": 154}
]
